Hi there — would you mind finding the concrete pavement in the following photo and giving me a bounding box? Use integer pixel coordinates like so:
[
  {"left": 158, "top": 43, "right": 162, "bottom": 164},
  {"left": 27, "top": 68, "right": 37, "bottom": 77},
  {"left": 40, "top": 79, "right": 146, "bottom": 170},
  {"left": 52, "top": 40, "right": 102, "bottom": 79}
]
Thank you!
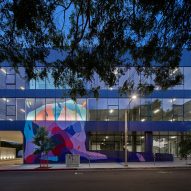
[{"left": 0, "top": 157, "right": 191, "bottom": 171}]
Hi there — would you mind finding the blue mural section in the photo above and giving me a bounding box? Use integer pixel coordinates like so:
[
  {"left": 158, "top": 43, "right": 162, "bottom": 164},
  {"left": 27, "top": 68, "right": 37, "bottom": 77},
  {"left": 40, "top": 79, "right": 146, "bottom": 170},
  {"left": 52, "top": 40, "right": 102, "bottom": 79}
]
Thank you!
[{"left": 23, "top": 100, "right": 107, "bottom": 163}]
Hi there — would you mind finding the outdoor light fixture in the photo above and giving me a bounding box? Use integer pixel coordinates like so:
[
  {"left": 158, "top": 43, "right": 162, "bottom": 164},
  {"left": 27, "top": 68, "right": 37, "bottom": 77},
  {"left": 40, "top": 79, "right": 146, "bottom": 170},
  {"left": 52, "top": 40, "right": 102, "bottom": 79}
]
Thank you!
[
  {"left": 170, "top": 136, "right": 176, "bottom": 139},
  {"left": 141, "top": 118, "right": 145, "bottom": 122},
  {"left": 2, "top": 98, "right": 6, "bottom": 101},
  {"left": 106, "top": 136, "right": 109, "bottom": 139}
]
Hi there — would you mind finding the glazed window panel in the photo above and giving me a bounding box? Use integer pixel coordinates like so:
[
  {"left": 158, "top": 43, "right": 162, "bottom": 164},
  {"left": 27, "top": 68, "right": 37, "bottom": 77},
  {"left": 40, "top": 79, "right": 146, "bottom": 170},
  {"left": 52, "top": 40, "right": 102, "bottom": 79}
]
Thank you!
[
  {"left": 6, "top": 74, "right": 15, "bottom": 85},
  {"left": 6, "top": 67, "right": 15, "bottom": 75},
  {"left": 0, "top": 67, "right": 6, "bottom": 89},
  {"left": 163, "top": 99, "right": 173, "bottom": 121},
  {"left": 56, "top": 98, "right": 65, "bottom": 121},
  {"left": 35, "top": 98, "right": 46, "bottom": 121},
  {"left": 46, "top": 98, "right": 56, "bottom": 121},
  {"left": 97, "top": 99, "right": 107, "bottom": 121},
  {"left": 17, "top": 98, "right": 25, "bottom": 120},
  {"left": 65, "top": 98, "right": 77, "bottom": 121},
  {"left": 119, "top": 98, "right": 128, "bottom": 121},
  {"left": 29, "top": 79, "right": 36, "bottom": 89},
  {"left": 6, "top": 105, "right": 16, "bottom": 116},
  {"left": 140, "top": 98, "right": 152, "bottom": 121},
  {"left": 140, "top": 68, "right": 155, "bottom": 87},
  {"left": 169, "top": 67, "right": 184, "bottom": 90},
  {"left": 152, "top": 99, "right": 163, "bottom": 121},
  {"left": 7, "top": 98, "right": 16, "bottom": 106},
  {"left": 153, "top": 136, "right": 160, "bottom": 153},
  {"left": 159, "top": 136, "right": 169, "bottom": 153},
  {"left": 183, "top": 99, "right": 191, "bottom": 121},
  {"left": 184, "top": 67, "right": 191, "bottom": 89},
  {"left": 169, "top": 136, "right": 178, "bottom": 156},
  {"left": 87, "top": 98, "right": 97, "bottom": 121},
  {"left": 16, "top": 67, "right": 26, "bottom": 90},
  {"left": 25, "top": 98, "right": 36, "bottom": 120},
  {"left": 0, "top": 98, "right": 6, "bottom": 120},
  {"left": 46, "top": 72, "right": 55, "bottom": 89},
  {"left": 129, "top": 67, "right": 140, "bottom": 87},
  {"left": 129, "top": 98, "right": 140, "bottom": 121},
  {"left": 35, "top": 67, "right": 46, "bottom": 89},
  {"left": 76, "top": 99, "right": 87, "bottom": 121},
  {"left": 173, "top": 99, "right": 183, "bottom": 121},
  {"left": 108, "top": 98, "right": 119, "bottom": 121},
  {"left": 108, "top": 105, "right": 119, "bottom": 121}
]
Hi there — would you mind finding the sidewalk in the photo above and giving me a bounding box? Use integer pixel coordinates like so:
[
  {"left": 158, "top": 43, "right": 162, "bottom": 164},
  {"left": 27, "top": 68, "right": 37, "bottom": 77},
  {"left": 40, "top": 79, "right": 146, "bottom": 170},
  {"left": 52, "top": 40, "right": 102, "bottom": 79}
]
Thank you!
[{"left": 0, "top": 159, "right": 191, "bottom": 171}]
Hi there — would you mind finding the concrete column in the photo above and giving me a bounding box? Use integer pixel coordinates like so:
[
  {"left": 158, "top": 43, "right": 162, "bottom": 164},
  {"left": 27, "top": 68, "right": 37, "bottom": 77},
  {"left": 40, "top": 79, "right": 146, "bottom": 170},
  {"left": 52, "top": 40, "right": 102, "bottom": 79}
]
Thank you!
[
  {"left": 132, "top": 131, "right": 137, "bottom": 152},
  {"left": 144, "top": 131, "right": 153, "bottom": 153}
]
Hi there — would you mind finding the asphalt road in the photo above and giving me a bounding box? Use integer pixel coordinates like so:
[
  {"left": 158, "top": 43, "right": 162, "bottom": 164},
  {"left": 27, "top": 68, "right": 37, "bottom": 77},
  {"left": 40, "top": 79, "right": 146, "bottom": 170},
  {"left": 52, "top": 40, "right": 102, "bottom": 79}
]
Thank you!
[{"left": 0, "top": 169, "right": 191, "bottom": 191}]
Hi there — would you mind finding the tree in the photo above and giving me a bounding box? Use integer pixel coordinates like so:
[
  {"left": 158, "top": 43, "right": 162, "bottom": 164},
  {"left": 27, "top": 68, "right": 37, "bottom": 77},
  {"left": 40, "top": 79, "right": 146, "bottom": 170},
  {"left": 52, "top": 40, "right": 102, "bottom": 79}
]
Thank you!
[
  {"left": 0, "top": 1, "right": 190, "bottom": 98},
  {"left": 33, "top": 126, "right": 54, "bottom": 167},
  {"left": 179, "top": 138, "right": 191, "bottom": 161}
]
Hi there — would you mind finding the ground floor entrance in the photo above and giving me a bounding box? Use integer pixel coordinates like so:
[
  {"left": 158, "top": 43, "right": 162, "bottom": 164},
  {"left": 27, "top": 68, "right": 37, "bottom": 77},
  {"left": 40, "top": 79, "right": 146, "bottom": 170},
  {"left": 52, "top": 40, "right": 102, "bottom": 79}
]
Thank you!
[{"left": 0, "top": 131, "right": 23, "bottom": 165}]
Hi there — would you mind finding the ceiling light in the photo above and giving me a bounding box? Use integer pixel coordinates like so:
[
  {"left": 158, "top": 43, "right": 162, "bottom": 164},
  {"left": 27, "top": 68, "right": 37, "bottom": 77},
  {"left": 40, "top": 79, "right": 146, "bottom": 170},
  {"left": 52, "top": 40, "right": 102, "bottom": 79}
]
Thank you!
[
  {"left": 20, "top": 109, "right": 25, "bottom": 113},
  {"left": 0, "top": 68, "right": 6, "bottom": 74},
  {"left": 172, "top": 68, "right": 178, "bottom": 74},
  {"left": 131, "top": 94, "right": 137, "bottom": 100},
  {"left": 20, "top": 86, "right": 25, "bottom": 90},
  {"left": 153, "top": 109, "right": 160, "bottom": 114},
  {"left": 109, "top": 109, "right": 114, "bottom": 114}
]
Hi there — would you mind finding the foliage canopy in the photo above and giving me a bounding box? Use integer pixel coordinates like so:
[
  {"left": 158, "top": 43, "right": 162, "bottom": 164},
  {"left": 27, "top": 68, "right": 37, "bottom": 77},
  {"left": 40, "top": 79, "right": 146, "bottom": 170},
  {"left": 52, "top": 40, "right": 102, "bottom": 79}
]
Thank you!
[
  {"left": 1, "top": 0, "right": 191, "bottom": 97},
  {"left": 179, "top": 138, "right": 191, "bottom": 159},
  {"left": 33, "top": 126, "right": 54, "bottom": 156}
]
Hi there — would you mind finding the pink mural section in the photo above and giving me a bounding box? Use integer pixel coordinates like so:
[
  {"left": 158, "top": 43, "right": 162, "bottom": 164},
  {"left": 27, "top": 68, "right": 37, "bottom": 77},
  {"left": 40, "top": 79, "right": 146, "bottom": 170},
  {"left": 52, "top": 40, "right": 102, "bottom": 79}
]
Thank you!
[{"left": 24, "top": 100, "right": 107, "bottom": 163}]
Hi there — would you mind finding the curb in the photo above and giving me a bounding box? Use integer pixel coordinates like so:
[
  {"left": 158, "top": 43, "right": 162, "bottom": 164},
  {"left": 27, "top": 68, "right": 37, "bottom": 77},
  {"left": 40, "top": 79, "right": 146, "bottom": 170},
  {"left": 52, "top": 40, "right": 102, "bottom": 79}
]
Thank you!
[{"left": 0, "top": 166, "right": 191, "bottom": 172}]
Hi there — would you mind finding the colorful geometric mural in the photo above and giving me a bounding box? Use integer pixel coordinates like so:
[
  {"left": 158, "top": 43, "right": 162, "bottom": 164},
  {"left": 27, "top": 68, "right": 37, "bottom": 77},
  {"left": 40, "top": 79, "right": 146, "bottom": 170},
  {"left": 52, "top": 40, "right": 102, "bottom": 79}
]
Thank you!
[{"left": 24, "top": 100, "right": 107, "bottom": 163}]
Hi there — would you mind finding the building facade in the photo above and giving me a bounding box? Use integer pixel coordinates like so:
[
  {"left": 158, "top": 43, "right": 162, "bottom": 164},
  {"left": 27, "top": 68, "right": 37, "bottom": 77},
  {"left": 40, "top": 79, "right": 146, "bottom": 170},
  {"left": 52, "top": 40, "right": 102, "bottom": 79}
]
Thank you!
[{"left": 0, "top": 51, "right": 191, "bottom": 163}]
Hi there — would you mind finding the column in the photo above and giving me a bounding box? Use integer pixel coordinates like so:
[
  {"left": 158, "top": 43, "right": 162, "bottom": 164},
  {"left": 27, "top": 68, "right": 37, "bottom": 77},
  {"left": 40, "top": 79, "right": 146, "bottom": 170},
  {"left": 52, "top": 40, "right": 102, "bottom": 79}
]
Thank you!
[
  {"left": 132, "top": 131, "right": 137, "bottom": 152},
  {"left": 144, "top": 131, "right": 153, "bottom": 153}
]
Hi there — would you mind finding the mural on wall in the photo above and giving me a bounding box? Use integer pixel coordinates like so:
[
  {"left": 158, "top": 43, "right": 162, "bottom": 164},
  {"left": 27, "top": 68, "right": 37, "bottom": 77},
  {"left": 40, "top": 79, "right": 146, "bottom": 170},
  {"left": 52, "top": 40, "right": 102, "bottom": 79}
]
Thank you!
[{"left": 24, "top": 100, "right": 107, "bottom": 163}]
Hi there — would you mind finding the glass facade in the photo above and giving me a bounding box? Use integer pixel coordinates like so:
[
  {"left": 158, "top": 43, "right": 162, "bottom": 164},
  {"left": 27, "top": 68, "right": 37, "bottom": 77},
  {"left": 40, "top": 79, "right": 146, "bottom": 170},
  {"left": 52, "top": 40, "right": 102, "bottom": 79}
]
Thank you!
[
  {"left": 0, "top": 66, "right": 190, "bottom": 90},
  {"left": 0, "top": 65, "right": 191, "bottom": 162},
  {"left": 0, "top": 97, "right": 191, "bottom": 123}
]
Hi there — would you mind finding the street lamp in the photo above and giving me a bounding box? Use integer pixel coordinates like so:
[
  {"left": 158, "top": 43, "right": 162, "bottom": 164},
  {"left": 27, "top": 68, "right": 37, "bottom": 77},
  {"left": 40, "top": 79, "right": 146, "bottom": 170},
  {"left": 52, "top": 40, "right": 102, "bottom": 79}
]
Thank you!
[{"left": 124, "top": 94, "right": 137, "bottom": 167}]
